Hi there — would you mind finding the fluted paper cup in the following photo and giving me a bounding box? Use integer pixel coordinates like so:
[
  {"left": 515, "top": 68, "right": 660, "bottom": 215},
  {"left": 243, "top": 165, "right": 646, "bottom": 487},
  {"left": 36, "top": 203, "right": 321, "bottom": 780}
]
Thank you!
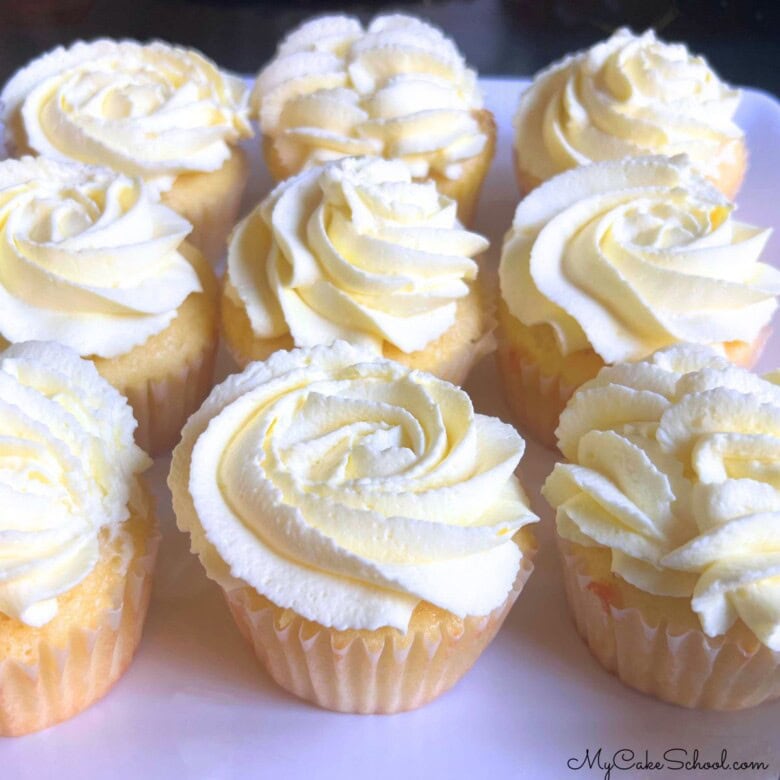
[
  {"left": 558, "top": 538, "right": 780, "bottom": 710},
  {"left": 223, "top": 536, "right": 536, "bottom": 714}
]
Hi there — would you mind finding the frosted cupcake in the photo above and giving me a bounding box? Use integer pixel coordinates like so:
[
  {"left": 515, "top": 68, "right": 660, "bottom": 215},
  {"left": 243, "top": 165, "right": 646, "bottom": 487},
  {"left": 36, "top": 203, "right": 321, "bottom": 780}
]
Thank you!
[
  {"left": 222, "top": 156, "right": 493, "bottom": 385},
  {"left": 1, "top": 39, "right": 253, "bottom": 261},
  {"left": 498, "top": 156, "right": 778, "bottom": 447},
  {"left": 543, "top": 343, "right": 780, "bottom": 710},
  {"left": 169, "top": 341, "right": 538, "bottom": 714},
  {"left": 252, "top": 14, "right": 495, "bottom": 225},
  {"left": 514, "top": 29, "right": 746, "bottom": 199},
  {"left": 0, "top": 157, "right": 219, "bottom": 455},
  {"left": 0, "top": 341, "right": 156, "bottom": 735}
]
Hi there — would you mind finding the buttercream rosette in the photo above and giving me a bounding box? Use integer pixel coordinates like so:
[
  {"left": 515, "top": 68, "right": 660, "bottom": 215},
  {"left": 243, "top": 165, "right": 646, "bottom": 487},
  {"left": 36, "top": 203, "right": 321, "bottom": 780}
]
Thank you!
[
  {"left": 169, "top": 341, "right": 538, "bottom": 712},
  {"left": 1, "top": 39, "right": 251, "bottom": 189},
  {"left": 222, "top": 156, "right": 492, "bottom": 384},
  {"left": 252, "top": 14, "right": 495, "bottom": 224},
  {"left": 0, "top": 156, "right": 218, "bottom": 454},
  {"left": 497, "top": 155, "right": 778, "bottom": 446},
  {"left": 514, "top": 28, "right": 746, "bottom": 198},
  {"left": 543, "top": 343, "right": 780, "bottom": 709},
  {"left": 0, "top": 39, "right": 254, "bottom": 260},
  {"left": 0, "top": 341, "right": 157, "bottom": 736}
]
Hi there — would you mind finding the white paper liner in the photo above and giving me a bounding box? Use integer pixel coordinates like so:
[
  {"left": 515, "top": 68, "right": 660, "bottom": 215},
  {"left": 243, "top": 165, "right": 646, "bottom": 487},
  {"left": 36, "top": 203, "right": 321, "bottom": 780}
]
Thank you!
[
  {"left": 558, "top": 538, "right": 780, "bottom": 710},
  {"left": 222, "top": 551, "right": 535, "bottom": 715},
  {"left": 0, "top": 499, "right": 159, "bottom": 736},
  {"left": 122, "top": 337, "right": 217, "bottom": 457},
  {"left": 496, "top": 338, "right": 577, "bottom": 450}
]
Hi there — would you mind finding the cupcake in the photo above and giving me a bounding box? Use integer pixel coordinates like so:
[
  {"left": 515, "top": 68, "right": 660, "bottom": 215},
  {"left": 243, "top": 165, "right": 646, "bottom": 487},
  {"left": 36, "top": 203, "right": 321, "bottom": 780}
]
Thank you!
[
  {"left": 252, "top": 14, "right": 495, "bottom": 225},
  {"left": 0, "top": 341, "right": 157, "bottom": 735},
  {"left": 0, "top": 156, "right": 219, "bottom": 455},
  {"left": 514, "top": 29, "right": 746, "bottom": 199},
  {"left": 0, "top": 39, "right": 253, "bottom": 262},
  {"left": 222, "top": 156, "right": 493, "bottom": 386},
  {"left": 497, "top": 155, "right": 778, "bottom": 447},
  {"left": 169, "top": 341, "right": 538, "bottom": 714},
  {"left": 543, "top": 343, "right": 780, "bottom": 710}
]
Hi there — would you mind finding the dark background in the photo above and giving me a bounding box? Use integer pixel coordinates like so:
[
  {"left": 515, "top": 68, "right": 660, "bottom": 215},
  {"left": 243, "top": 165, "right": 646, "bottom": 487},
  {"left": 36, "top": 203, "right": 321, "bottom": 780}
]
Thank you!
[{"left": 0, "top": 0, "right": 777, "bottom": 94}]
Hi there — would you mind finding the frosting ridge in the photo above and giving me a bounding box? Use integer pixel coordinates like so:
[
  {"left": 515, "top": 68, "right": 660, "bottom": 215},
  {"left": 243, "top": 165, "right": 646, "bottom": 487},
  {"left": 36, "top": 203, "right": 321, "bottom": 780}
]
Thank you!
[
  {"left": 253, "top": 14, "right": 485, "bottom": 179},
  {"left": 1, "top": 39, "right": 253, "bottom": 190},
  {"left": 499, "top": 156, "right": 778, "bottom": 363},
  {"left": 0, "top": 156, "right": 202, "bottom": 358},
  {"left": 0, "top": 341, "right": 150, "bottom": 627},
  {"left": 514, "top": 28, "right": 743, "bottom": 186},
  {"left": 226, "top": 156, "right": 488, "bottom": 354},
  {"left": 543, "top": 344, "right": 780, "bottom": 650},
  {"left": 174, "top": 341, "right": 537, "bottom": 631}
]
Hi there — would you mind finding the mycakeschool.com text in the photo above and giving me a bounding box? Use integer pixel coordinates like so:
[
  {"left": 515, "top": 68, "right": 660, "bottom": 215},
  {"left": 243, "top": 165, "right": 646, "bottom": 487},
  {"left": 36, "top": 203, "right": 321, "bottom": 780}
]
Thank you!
[{"left": 566, "top": 747, "right": 773, "bottom": 779}]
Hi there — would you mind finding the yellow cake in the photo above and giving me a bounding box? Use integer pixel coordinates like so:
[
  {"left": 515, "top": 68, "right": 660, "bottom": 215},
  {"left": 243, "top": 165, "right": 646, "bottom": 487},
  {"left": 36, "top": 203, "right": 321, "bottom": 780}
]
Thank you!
[
  {"left": 513, "top": 28, "right": 747, "bottom": 199},
  {"left": 497, "top": 301, "right": 768, "bottom": 449},
  {"left": 0, "top": 39, "right": 253, "bottom": 262},
  {"left": 92, "top": 243, "right": 218, "bottom": 455},
  {"left": 222, "top": 156, "right": 494, "bottom": 386},
  {"left": 160, "top": 147, "right": 249, "bottom": 263},
  {"left": 498, "top": 156, "right": 777, "bottom": 447},
  {"left": 0, "top": 157, "right": 219, "bottom": 455},
  {"left": 253, "top": 14, "right": 495, "bottom": 225},
  {"left": 543, "top": 344, "right": 780, "bottom": 709},
  {"left": 0, "top": 342, "right": 158, "bottom": 735},
  {"left": 169, "top": 342, "right": 539, "bottom": 713}
]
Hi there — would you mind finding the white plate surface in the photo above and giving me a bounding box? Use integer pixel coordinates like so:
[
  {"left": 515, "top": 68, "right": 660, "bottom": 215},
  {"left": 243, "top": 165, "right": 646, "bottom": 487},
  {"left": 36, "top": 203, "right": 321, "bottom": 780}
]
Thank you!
[{"left": 3, "top": 78, "right": 780, "bottom": 780}]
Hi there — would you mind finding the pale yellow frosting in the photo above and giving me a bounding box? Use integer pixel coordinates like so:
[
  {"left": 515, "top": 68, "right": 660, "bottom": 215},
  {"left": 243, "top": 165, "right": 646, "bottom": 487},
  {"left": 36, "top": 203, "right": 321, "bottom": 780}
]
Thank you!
[
  {"left": 0, "top": 341, "right": 150, "bottom": 627},
  {"left": 253, "top": 14, "right": 486, "bottom": 179},
  {"left": 514, "top": 28, "right": 743, "bottom": 185},
  {"left": 173, "top": 341, "right": 537, "bottom": 632},
  {"left": 226, "top": 156, "right": 488, "bottom": 354},
  {"left": 0, "top": 157, "right": 202, "bottom": 359},
  {"left": 1, "top": 39, "right": 253, "bottom": 190},
  {"left": 544, "top": 343, "right": 780, "bottom": 651},
  {"left": 499, "top": 156, "right": 778, "bottom": 363}
]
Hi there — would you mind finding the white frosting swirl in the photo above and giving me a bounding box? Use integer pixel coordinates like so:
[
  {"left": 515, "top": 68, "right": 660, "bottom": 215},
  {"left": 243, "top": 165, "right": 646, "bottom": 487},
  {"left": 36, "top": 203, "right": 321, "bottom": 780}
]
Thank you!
[
  {"left": 1, "top": 39, "right": 253, "bottom": 190},
  {"left": 0, "top": 157, "right": 202, "bottom": 358},
  {"left": 499, "top": 156, "right": 778, "bottom": 363},
  {"left": 0, "top": 341, "right": 150, "bottom": 627},
  {"left": 514, "top": 28, "right": 743, "bottom": 186},
  {"left": 227, "top": 156, "right": 488, "bottom": 354},
  {"left": 253, "top": 14, "right": 486, "bottom": 179},
  {"left": 173, "top": 342, "right": 536, "bottom": 631},
  {"left": 543, "top": 343, "right": 780, "bottom": 650}
]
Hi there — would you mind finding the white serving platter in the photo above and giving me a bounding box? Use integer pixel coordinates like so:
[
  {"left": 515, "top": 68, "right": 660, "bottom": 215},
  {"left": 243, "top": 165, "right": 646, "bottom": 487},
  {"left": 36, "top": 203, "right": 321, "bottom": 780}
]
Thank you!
[{"left": 3, "top": 78, "right": 780, "bottom": 780}]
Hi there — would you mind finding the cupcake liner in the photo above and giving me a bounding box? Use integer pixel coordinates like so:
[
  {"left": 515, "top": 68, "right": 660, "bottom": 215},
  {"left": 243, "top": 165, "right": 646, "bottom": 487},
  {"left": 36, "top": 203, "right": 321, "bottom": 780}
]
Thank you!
[
  {"left": 119, "top": 336, "right": 217, "bottom": 456},
  {"left": 558, "top": 538, "right": 780, "bottom": 710},
  {"left": 222, "top": 551, "right": 535, "bottom": 715},
  {"left": 0, "top": 495, "right": 159, "bottom": 736},
  {"left": 496, "top": 339, "right": 577, "bottom": 450}
]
